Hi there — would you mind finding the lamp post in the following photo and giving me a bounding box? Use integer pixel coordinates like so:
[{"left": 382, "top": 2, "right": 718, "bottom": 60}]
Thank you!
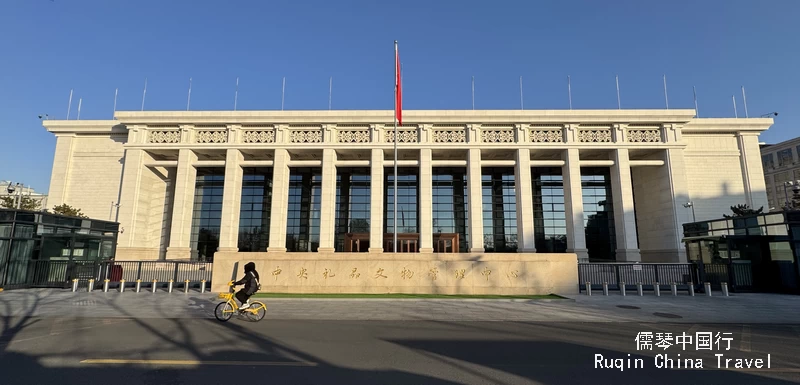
[
  {"left": 6, "top": 182, "right": 21, "bottom": 209},
  {"left": 683, "top": 202, "right": 696, "bottom": 222},
  {"left": 783, "top": 181, "right": 795, "bottom": 210}
]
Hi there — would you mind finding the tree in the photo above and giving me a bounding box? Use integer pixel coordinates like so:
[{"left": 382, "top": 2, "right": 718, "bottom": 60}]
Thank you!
[
  {"left": 51, "top": 204, "right": 88, "bottom": 218},
  {"left": 0, "top": 196, "right": 41, "bottom": 211},
  {"left": 722, "top": 204, "right": 764, "bottom": 219}
]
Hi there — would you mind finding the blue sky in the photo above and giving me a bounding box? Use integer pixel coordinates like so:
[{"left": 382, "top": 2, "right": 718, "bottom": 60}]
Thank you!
[{"left": 1, "top": 0, "right": 799, "bottom": 193}]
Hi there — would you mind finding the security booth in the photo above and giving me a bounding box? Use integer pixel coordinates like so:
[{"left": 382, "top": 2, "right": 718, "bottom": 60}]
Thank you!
[
  {"left": 0, "top": 208, "right": 119, "bottom": 290},
  {"left": 682, "top": 211, "right": 800, "bottom": 294}
]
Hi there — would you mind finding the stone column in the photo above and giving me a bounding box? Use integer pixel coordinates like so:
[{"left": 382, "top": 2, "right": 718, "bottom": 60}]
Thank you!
[
  {"left": 467, "top": 148, "right": 484, "bottom": 252},
  {"left": 267, "top": 149, "right": 290, "bottom": 252},
  {"left": 419, "top": 148, "right": 434, "bottom": 253},
  {"left": 46, "top": 134, "right": 76, "bottom": 209},
  {"left": 217, "top": 149, "right": 244, "bottom": 252},
  {"left": 610, "top": 149, "right": 641, "bottom": 262},
  {"left": 369, "top": 149, "right": 385, "bottom": 252},
  {"left": 515, "top": 148, "right": 536, "bottom": 252},
  {"left": 562, "top": 148, "right": 588, "bottom": 261},
  {"left": 738, "top": 133, "right": 769, "bottom": 209},
  {"left": 166, "top": 149, "right": 198, "bottom": 260},
  {"left": 116, "top": 149, "right": 147, "bottom": 250},
  {"left": 318, "top": 149, "right": 338, "bottom": 252}
]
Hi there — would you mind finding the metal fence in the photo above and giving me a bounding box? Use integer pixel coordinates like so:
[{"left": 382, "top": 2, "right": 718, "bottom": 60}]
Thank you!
[
  {"left": 7, "top": 260, "right": 213, "bottom": 289},
  {"left": 578, "top": 262, "right": 753, "bottom": 293}
]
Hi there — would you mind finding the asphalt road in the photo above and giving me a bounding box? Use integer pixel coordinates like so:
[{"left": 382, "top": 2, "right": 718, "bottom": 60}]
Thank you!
[{"left": 1, "top": 316, "right": 799, "bottom": 385}]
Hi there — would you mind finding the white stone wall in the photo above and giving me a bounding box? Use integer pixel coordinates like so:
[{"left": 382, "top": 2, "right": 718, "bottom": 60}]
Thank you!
[
  {"left": 55, "top": 135, "right": 126, "bottom": 219},
  {"left": 683, "top": 133, "right": 749, "bottom": 220}
]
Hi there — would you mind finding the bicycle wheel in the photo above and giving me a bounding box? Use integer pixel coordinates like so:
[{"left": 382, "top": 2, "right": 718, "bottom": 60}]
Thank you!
[
  {"left": 245, "top": 301, "right": 267, "bottom": 321},
  {"left": 214, "top": 301, "right": 234, "bottom": 322}
]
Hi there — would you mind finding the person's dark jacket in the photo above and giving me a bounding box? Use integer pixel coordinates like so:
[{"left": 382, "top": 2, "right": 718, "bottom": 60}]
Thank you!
[{"left": 234, "top": 262, "right": 260, "bottom": 295}]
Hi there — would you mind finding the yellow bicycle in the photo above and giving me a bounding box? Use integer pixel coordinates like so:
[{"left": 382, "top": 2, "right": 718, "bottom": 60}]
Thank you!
[{"left": 214, "top": 281, "right": 267, "bottom": 322}]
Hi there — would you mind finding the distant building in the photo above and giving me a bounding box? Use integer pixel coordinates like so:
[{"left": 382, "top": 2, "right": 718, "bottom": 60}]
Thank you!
[
  {"left": 760, "top": 137, "right": 800, "bottom": 210},
  {"left": 0, "top": 180, "right": 48, "bottom": 209}
]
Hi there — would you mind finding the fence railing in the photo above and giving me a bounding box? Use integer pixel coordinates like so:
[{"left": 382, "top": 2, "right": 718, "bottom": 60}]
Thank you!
[
  {"left": 578, "top": 262, "right": 753, "bottom": 293},
  {"left": 9, "top": 260, "right": 213, "bottom": 289}
]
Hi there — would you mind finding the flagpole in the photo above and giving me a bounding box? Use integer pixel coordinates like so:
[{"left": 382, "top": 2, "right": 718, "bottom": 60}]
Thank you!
[
  {"left": 693, "top": 86, "right": 699, "bottom": 117},
  {"left": 66, "top": 89, "right": 73, "bottom": 119},
  {"left": 732, "top": 95, "right": 738, "bottom": 118},
  {"left": 281, "top": 77, "right": 285, "bottom": 111},
  {"left": 615, "top": 75, "right": 621, "bottom": 109},
  {"left": 187, "top": 78, "right": 192, "bottom": 111},
  {"left": 663, "top": 74, "right": 669, "bottom": 109},
  {"left": 329, "top": 76, "right": 332, "bottom": 110},
  {"left": 393, "top": 40, "right": 399, "bottom": 253},
  {"left": 234, "top": 77, "right": 239, "bottom": 111},
  {"left": 741, "top": 86, "right": 748, "bottom": 118},
  {"left": 141, "top": 78, "right": 147, "bottom": 111},
  {"left": 77, "top": 98, "right": 82, "bottom": 120},
  {"left": 471, "top": 76, "right": 475, "bottom": 110},
  {"left": 568, "top": 76, "right": 572, "bottom": 110},
  {"left": 113, "top": 88, "right": 118, "bottom": 117},
  {"left": 519, "top": 76, "right": 524, "bottom": 110}
]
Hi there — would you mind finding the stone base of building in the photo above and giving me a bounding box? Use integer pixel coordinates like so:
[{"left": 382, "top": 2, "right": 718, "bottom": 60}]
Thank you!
[
  {"left": 210, "top": 252, "right": 578, "bottom": 295},
  {"left": 115, "top": 247, "right": 163, "bottom": 260},
  {"left": 640, "top": 249, "right": 687, "bottom": 263}
]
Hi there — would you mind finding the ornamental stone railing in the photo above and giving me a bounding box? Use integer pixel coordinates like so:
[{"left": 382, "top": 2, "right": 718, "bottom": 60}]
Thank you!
[
  {"left": 626, "top": 128, "right": 663, "bottom": 143},
  {"left": 289, "top": 129, "right": 323, "bottom": 143},
  {"left": 431, "top": 129, "right": 466, "bottom": 143},
  {"left": 337, "top": 129, "right": 371, "bottom": 143},
  {"left": 385, "top": 129, "right": 419, "bottom": 143},
  {"left": 242, "top": 129, "right": 275, "bottom": 143},
  {"left": 577, "top": 127, "right": 612, "bottom": 143},
  {"left": 529, "top": 127, "right": 564, "bottom": 143},
  {"left": 480, "top": 128, "right": 515, "bottom": 143},
  {"left": 148, "top": 130, "right": 181, "bottom": 144},
  {"left": 195, "top": 130, "right": 228, "bottom": 144}
]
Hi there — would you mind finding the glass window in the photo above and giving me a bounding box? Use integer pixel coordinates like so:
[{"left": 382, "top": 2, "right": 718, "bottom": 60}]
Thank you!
[
  {"left": 762, "top": 154, "right": 775, "bottom": 170},
  {"left": 335, "top": 168, "right": 371, "bottom": 252},
  {"left": 385, "top": 168, "right": 419, "bottom": 234},
  {"left": 778, "top": 149, "right": 794, "bottom": 167},
  {"left": 190, "top": 168, "right": 225, "bottom": 262},
  {"left": 238, "top": 168, "right": 273, "bottom": 252},
  {"left": 482, "top": 168, "right": 517, "bottom": 253},
  {"left": 533, "top": 168, "right": 567, "bottom": 253},
  {"left": 286, "top": 168, "right": 322, "bottom": 252},
  {"left": 582, "top": 168, "right": 616, "bottom": 261},
  {"left": 432, "top": 168, "right": 469, "bottom": 253}
]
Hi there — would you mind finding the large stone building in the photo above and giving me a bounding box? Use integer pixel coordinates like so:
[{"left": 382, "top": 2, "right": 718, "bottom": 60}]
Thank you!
[
  {"left": 42, "top": 110, "right": 772, "bottom": 294},
  {"left": 760, "top": 136, "right": 800, "bottom": 210}
]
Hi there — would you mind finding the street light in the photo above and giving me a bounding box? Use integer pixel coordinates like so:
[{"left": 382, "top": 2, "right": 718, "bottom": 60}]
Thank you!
[
  {"left": 759, "top": 112, "right": 778, "bottom": 118},
  {"left": 6, "top": 182, "right": 21, "bottom": 209},
  {"left": 683, "top": 201, "right": 696, "bottom": 222}
]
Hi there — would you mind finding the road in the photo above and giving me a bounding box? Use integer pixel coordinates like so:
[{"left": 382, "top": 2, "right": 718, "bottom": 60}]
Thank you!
[{"left": 2, "top": 316, "right": 800, "bottom": 384}]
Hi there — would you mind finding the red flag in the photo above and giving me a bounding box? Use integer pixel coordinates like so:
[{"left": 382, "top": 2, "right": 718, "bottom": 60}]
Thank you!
[{"left": 395, "top": 41, "right": 402, "bottom": 125}]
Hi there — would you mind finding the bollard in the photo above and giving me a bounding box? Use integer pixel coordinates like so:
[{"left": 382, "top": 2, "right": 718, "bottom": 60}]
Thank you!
[
  {"left": 72, "top": 279, "right": 79, "bottom": 292},
  {"left": 152, "top": 280, "right": 158, "bottom": 293},
  {"left": 721, "top": 282, "right": 729, "bottom": 296},
  {"left": 689, "top": 282, "right": 695, "bottom": 296},
  {"left": 671, "top": 282, "right": 678, "bottom": 296},
  {"left": 637, "top": 282, "right": 643, "bottom": 296},
  {"left": 654, "top": 282, "right": 661, "bottom": 297},
  {"left": 584, "top": 282, "right": 592, "bottom": 296},
  {"left": 200, "top": 280, "right": 206, "bottom": 293},
  {"left": 620, "top": 281, "right": 626, "bottom": 296},
  {"left": 602, "top": 282, "right": 609, "bottom": 296},
  {"left": 103, "top": 279, "right": 110, "bottom": 293},
  {"left": 135, "top": 279, "right": 141, "bottom": 293},
  {"left": 168, "top": 280, "right": 174, "bottom": 293},
  {"left": 184, "top": 280, "right": 190, "bottom": 294},
  {"left": 120, "top": 279, "right": 126, "bottom": 293},
  {"left": 87, "top": 279, "right": 95, "bottom": 293},
  {"left": 704, "top": 282, "right": 712, "bottom": 297}
]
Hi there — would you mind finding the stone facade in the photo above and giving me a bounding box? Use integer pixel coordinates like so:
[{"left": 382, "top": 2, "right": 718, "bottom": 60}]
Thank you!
[
  {"left": 42, "top": 110, "right": 773, "bottom": 294},
  {"left": 760, "top": 136, "right": 800, "bottom": 210}
]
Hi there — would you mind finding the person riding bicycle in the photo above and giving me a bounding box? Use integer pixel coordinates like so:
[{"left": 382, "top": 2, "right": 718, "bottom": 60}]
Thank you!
[{"left": 232, "top": 262, "right": 260, "bottom": 311}]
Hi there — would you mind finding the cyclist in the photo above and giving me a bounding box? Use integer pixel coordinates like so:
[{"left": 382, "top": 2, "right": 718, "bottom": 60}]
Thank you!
[{"left": 232, "top": 262, "right": 260, "bottom": 311}]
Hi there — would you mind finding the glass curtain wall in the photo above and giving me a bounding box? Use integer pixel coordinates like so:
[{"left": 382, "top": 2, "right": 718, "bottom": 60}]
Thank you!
[
  {"left": 286, "top": 168, "right": 322, "bottom": 252},
  {"left": 190, "top": 168, "right": 224, "bottom": 262},
  {"left": 335, "top": 168, "right": 371, "bottom": 252},
  {"left": 581, "top": 168, "right": 616, "bottom": 261},
  {"left": 432, "top": 168, "right": 469, "bottom": 252},
  {"left": 238, "top": 168, "right": 273, "bottom": 252},
  {"left": 385, "top": 168, "right": 419, "bottom": 252},
  {"left": 482, "top": 168, "right": 518, "bottom": 253},
  {"left": 532, "top": 168, "right": 567, "bottom": 253}
]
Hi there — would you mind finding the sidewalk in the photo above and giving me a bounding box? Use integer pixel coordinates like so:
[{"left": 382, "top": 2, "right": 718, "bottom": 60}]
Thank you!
[{"left": 0, "top": 289, "right": 798, "bottom": 323}]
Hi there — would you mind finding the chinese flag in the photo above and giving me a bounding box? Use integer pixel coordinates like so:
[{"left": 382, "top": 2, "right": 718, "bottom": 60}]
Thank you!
[{"left": 395, "top": 41, "right": 402, "bottom": 125}]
